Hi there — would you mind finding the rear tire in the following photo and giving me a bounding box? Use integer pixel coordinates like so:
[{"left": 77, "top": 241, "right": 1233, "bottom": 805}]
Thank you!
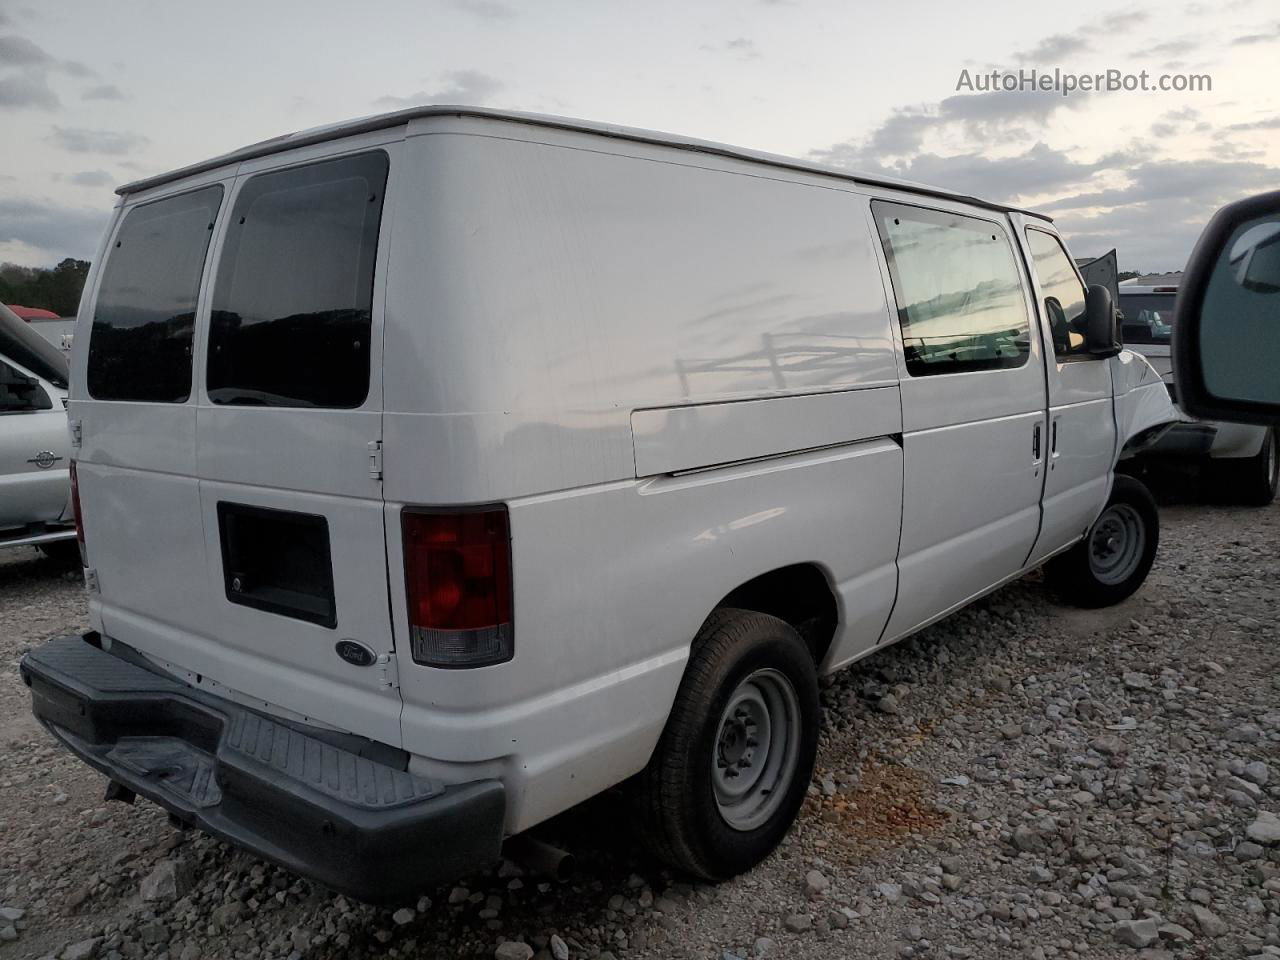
[
  {"left": 1046, "top": 475, "right": 1159, "bottom": 608},
  {"left": 1212, "top": 428, "right": 1279, "bottom": 507},
  {"left": 637, "top": 608, "right": 819, "bottom": 880}
]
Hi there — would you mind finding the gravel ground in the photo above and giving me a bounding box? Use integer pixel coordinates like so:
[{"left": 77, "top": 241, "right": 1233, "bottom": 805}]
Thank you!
[{"left": 3, "top": 493, "right": 1279, "bottom": 960}]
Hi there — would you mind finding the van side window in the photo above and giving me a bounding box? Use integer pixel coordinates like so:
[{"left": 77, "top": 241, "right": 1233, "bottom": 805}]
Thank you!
[
  {"left": 873, "top": 202, "right": 1030, "bottom": 377},
  {"left": 0, "top": 358, "right": 52, "bottom": 412},
  {"left": 87, "top": 185, "right": 224, "bottom": 403},
  {"left": 207, "top": 151, "right": 389, "bottom": 409},
  {"left": 1025, "top": 229, "right": 1092, "bottom": 360}
]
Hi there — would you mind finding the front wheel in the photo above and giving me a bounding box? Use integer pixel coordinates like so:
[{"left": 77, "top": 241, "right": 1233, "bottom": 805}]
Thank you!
[
  {"left": 1212, "top": 427, "right": 1279, "bottom": 507},
  {"left": 1046, "top": 475, "right": 1159, "bottom": 608},
  {"left": 637, "top": 608, "right": 820, "bottom": 880}
]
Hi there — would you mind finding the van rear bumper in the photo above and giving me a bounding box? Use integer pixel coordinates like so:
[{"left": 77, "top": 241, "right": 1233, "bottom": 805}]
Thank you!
[{"left": 20, "top": 634, "right": 505, "bottom": 904}]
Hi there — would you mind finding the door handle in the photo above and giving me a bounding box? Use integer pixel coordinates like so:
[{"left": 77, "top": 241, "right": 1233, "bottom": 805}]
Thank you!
[
  {"left": 1033, "top": 422, "right": 1042, "bottom": 463},
  {"left": 1051, "top": 417, "right": 1061, "bottom": 462}
]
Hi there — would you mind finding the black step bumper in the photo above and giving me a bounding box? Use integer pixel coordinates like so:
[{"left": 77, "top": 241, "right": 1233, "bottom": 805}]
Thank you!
[{"left": 20, "top": 634, "right": 505, "bottom": 904}]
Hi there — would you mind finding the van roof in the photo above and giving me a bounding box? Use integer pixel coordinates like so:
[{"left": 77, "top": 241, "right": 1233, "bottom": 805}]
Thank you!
[{"left": 117, "top": 105, "right": 1053, "bottom": 222}]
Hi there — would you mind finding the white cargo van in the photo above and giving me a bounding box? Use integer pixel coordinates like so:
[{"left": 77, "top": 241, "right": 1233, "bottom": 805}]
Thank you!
[{"left": 22, "top": 107, "right": 1176, "bottom": 902}]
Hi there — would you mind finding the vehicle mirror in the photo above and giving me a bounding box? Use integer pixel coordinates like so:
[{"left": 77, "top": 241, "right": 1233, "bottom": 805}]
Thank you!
[
  {"left": 1084, "top": 283, "right": 1121, "bottom": 358},
  {"left": 1174, "top": 189, "right": 1280, "bottom": 425}
]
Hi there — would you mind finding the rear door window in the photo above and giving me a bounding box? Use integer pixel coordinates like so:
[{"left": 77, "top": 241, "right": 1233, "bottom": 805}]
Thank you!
[
  {"left": 87, "top": 185, "right": 224, "bottom": 402},
  {"left": 873, "top": 202, "right": 1031, "bottom": 376},
  {"left": 207, "top": 151, "right": 389, "bottom": 408}
]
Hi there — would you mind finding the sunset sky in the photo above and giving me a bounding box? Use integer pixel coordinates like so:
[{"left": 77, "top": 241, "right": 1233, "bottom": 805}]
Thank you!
[{"left": 2, "top": 0, "right": 1277, "bottom": 273}]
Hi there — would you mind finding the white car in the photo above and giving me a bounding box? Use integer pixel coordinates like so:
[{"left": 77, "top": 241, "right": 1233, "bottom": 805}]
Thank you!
[
  {"left": 22, "top": 107, "right": 1177, "bottom": 902},
  {"left": 0, "top": 303, "right": 76, "bottom": 558},
  {"left": 1119, "top": 278, "right": 1277, "bottom": 504}
]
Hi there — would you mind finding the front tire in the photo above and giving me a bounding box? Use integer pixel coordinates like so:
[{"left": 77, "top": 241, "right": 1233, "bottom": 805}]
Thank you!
[
  {"left": 1046, "top": 475, "right": 1159, "bottom": 608},
  {"left": 37, "top": 540, "right": 81, "bottom": 567},
  {"left": 638, "top": 608, "right": 820, "bottom": 880},
  {"left": 1213, "top": 427, "right": 1279, "bottom": 507}
]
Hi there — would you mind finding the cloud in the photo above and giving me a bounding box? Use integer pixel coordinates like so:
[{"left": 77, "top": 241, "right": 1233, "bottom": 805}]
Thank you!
[
  {"left": 702, "top": 37, "right": 762, "bottom": 60},
  {"left": 1013, "top": 33, "right": 1090, "bottom": 63},
  {"left": 0, "top": 72, "right": 58, "bottom": 110},
  {"left": 374, "top": 69, "right": 503, "bottom": 108},
  {"left": 1044, "top": 156, "right": 1280, "bottom": 268},
  {"left": 450, "top": 0, "right": 515, "bottom": 19},
  {"left": 1229, "top": 116, "right": 1280, "bottom": 130},
  {"left": 1101, "top": 9, "right": 1150, "bottom": 29},
  {"left": 67, "top": 170, "right": 114, "bottom": 188},
  {"left": 0, "top": 33, "right": 50, "bottom": 65},
  {"left": 0, "top": 198, "right": 109, "bottom": 262},
  {"left": 813, "top": 89, "right": 1087, "bottom": 164},
  {"left": 48, "top": 126, "right": 148, "bottom": 155},
  {"left": 60, "top": 59, "right": 94, "bottom": 78},
  {"left": 1146, "top": 37, "right": 1201, "bottom": 57},
  {"left": 886, "top": 143, "right": 1128, "bottom": 201},
  {"left": 1230, "top": 22, "right": 1280, "bottom": 44},
  {"left": 0, "top": 34, "right": 95, "bottom": 75},
  {"left": 82, "top": 83, "right": 125, "bottom": 101}
]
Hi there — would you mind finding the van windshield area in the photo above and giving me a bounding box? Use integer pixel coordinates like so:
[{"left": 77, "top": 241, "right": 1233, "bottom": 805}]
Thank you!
[
  {"left": 1118, "top": 293, "right": 1176, "bottom": 344},
  {"left": 207, "top": 151, "right": 388, "bottom": 409}
]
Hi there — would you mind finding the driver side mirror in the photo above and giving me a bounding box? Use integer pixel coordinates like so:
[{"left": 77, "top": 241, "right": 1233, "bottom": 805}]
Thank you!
[
  {"left": 1084, "top": 283, "right": 1121, "bottom": 358},
  {"left": 1174, "top": 189, "right": 1280, "bottom": 425}
]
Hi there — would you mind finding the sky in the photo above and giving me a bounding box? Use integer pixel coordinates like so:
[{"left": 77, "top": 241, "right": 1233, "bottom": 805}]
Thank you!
[{"left": 1, "top": 0, "right": 1277, "bottom": 274}]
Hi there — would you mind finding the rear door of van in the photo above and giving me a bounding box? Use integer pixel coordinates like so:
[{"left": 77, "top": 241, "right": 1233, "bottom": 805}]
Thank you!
[{"left": 76, "top": 138, "right": 403, "bottom": 745}]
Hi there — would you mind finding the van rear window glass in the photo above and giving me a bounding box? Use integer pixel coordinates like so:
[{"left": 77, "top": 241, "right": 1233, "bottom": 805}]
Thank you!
[
  {"left": 87, "top": 185, "right": 223, "bottom": 402},
  {"left": 207, "top": 151, "right": 388, "bottom": 408},
  {"left": 873, "top": 202, "right": 1031, "bottom": 377}
]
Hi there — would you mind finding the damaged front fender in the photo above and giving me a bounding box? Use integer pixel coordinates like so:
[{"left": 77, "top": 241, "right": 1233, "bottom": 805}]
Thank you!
[{"left": 1111, "top": 349, "right": 1179, "bottom": 461}]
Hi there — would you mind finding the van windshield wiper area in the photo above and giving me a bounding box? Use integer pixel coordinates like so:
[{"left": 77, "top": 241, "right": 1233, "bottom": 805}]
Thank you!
[{"left": 205, "top": 387, "right": 317, "bottom": 408}]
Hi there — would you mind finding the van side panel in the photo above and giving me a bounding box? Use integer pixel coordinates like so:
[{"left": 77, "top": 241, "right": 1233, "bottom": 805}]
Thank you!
[
  {"left": 631, "top": 386, "right": 901, "bottom": 476},
  {"left": 392, "top": 440, "right": 902, "bottom": 831},
  {"left": 382, "top": 127, "right": 899, "bottom": 504},
  {"left": 383, "top": 124, "right": 903, "bottom": 830}
]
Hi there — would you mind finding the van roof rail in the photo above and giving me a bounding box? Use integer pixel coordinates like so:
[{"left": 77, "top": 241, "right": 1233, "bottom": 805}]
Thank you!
[{"left": 116, "top": 105, "right": 1053, "bottom": 223}]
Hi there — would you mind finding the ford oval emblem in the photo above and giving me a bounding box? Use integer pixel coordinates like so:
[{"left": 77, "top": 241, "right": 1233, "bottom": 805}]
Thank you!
[
  {"left": 335, "top": 639, "right": 377, "bottom": 667},
  {"left": 27, "top": 450, "right": 61, "bottom": 470}
]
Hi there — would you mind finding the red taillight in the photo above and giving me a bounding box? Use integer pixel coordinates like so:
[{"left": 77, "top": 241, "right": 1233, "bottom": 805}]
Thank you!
[
  {"left": 69, "top": 460, "right": 86, "bottom": 565},
  {"left": 402, "top": 508, "right": 513, "bottom": 668}
]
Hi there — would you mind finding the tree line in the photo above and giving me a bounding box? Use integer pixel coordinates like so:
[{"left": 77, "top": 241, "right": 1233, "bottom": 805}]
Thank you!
[{"left": 0, "top": 259, "right": 91, "bottom": 317}]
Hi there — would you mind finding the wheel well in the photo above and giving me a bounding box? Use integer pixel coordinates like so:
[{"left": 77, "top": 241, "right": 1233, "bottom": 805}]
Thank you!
[{"left": 714, "top": 563, "right": 839, "bottom": 666}]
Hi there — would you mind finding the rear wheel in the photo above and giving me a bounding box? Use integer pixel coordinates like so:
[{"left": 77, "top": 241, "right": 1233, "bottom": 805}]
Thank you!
[
  {"left": 1046, "top": 475, "right": 1159, "bottom": 608},
  {"left": 1212, "top": 428, "right": 1279, "bottom": 506},
  {"left": 638, "top": 608, "right": 819, "bottom": 879}
]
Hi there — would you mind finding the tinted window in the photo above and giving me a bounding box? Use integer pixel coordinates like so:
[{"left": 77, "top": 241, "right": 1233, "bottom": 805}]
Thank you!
[
  {"left": 0, "top": 358, "right": 52, "bottom": 412},
  {"left": 1026, "top": 229, "right": 1092, "bottom": 360},
  {"left": 207, "top": 152, "right": 388, "bottom": 408},
  {"left": 874, "top": 203, "right": 1031, "bottom": 377},
  {"left": 1117, "top": 293, "right": 1176, "bottom": 344},
  {"left": 87, "top": 186, "right": 223, "bottom": 402}
]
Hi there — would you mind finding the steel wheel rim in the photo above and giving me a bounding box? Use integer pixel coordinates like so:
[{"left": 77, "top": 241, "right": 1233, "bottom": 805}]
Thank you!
[
  {"left": 712, "top": 668, "right": 801, "bottom": 832},
  {"left": 1267, "top": 434, "right": 1278, "bottom": 488},
  {"left": 1088, "top": 503, "right": 1145, "bottom": 585}
]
